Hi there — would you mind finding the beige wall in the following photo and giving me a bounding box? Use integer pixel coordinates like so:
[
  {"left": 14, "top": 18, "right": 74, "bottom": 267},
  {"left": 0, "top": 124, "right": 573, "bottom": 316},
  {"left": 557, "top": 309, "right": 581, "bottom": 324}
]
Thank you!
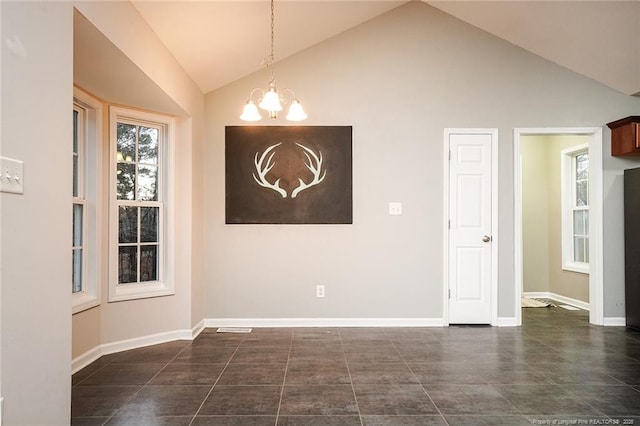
[
  {"left": 72, "top": 308, "right": 102, "bottom": 358},
  {"left": 204, "top": 2, "right": 640, "bottom": 321},
  {"left": 1, "top": 2, "right": 73, "bottom": 423},
  {"left": 522, "top": 135, "right": 590, "bottom": 303},
  {"left": 522, "top": 137, "right": 550, "bottom": 293}
]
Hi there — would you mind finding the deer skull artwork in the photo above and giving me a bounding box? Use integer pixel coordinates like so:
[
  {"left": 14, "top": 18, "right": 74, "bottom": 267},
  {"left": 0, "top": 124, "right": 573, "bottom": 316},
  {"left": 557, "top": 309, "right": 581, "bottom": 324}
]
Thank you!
[{"left": 252, "top": 142, "right": 326, "bottom": 198}]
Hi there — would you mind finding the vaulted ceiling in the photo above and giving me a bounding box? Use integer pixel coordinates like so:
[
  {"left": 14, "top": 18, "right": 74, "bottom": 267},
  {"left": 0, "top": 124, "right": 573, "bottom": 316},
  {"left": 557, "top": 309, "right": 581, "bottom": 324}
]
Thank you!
[
  {"left": 430, "top": 1, "right": 639, "bottom": 97},
  {"left": 129, "top": 1, "right": 639, "bottom": 97},
  {"left": 131, "top": 1, "right": 406, "bottom": 94}
]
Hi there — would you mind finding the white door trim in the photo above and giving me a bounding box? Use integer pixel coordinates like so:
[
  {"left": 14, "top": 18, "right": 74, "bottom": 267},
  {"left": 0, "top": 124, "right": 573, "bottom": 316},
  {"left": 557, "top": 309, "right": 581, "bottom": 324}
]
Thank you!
[
  {"left": 513, "top": 127, "right": 604, "bottom": 326},
  {"left": 443, "top": 128, "right": 499, "bottom": 326}
]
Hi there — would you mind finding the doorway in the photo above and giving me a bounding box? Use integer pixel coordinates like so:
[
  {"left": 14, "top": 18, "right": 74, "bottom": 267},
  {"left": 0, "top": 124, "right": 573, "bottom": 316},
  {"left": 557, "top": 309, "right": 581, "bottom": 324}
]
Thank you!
[{"left": 514, "top": 128, "right": 604, "bottom": 326}]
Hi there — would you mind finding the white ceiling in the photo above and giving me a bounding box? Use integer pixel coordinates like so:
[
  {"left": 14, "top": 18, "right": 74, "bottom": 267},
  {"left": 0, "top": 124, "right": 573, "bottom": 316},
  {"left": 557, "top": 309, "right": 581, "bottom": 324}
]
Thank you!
[{"left": 130, "top": 1, "right": 639, "bottom": 97}]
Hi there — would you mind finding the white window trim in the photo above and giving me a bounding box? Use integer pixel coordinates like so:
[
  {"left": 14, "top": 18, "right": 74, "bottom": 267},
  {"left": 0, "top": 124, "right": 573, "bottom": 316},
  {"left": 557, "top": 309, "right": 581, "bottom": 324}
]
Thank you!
[
  {"left": 561, "top": 143, "right": 589, "bottom": 274},
  {"left": 73, "top": 87, "right": 103, "bottom": 314},
  {"left": 108, "top": 106, "right": 176, "bottom": 302},
  {"left": 72, "top": 198, "right": 87, "bottom": 293}
]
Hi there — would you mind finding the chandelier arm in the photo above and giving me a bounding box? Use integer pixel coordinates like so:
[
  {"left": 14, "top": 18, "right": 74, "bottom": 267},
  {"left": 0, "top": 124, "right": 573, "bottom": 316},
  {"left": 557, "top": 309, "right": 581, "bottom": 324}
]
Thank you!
[
  {"left": 248, "top": 87, "right": 264, "bottom": 102},
  {"left": 281, "top": 88, "right": 298, "bottom": 102}
]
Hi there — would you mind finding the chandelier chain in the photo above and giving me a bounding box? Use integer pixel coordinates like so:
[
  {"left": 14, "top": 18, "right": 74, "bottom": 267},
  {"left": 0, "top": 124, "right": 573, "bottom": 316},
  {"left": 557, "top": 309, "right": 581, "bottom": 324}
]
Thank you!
[{"left": 269, "top": 0, "right": 275, "bottom": 85}]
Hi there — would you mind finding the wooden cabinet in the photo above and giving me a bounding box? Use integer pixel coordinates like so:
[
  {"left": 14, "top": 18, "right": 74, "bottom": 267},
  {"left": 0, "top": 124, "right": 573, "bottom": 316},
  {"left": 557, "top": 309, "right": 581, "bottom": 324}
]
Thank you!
[{"left": 608, "top": 116, "right": 640, "bottom": 156}]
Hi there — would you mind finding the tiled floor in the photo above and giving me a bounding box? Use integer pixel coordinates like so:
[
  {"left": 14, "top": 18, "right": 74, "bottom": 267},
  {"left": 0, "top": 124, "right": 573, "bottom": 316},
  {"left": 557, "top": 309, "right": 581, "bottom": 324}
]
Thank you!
[{"left": 72, "top": 306, "right": 640, "bottom": 425}]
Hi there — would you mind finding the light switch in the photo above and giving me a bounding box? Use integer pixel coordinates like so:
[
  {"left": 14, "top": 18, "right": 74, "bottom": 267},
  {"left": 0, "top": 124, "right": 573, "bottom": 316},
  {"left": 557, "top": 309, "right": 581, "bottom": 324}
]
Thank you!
[
  {"left": 0, "top": 156, "right": 24, "bottom": 194},
  {"left": 389, "top": 202, "right": 402, "bottom": 215}
]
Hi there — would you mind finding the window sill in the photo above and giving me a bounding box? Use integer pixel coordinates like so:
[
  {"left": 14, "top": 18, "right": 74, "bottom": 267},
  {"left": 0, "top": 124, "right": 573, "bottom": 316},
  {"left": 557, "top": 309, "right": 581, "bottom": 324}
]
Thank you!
[
  {"left": 562, "top": 262, "right": 590, "bottom": 275},
  {"left": 109, "top": 281, "right": 174, "bottom": 302},
  {"left": 72, "top": 293, "right": 100, "bottom": 314}
]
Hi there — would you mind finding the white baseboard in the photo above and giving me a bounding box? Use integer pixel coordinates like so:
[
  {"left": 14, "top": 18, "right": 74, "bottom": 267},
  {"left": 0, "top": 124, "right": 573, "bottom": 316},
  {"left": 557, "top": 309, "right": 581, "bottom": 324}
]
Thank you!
[
  {"left": 603, "top": 317, "right": 626, "bottom": 327},
  {"left": 191, "top": 319, "right": 205, "bottom": 339},
  {"left": 72, "top": 321, "right": 205, "bottom": 374},
  {"left": 71, "top": 346, "right": 103, "bottom": 374},
  {"left": 496, "top": 317, "right": 518, "bottom": 327},
  {"left": 100, "top": 329, "right": 191, "bottom": 356},
  {"left": 523, "top": 291, "right": 590, "bottom": 311},
  {"left": 204, "top": 317, "right": 446, "bottom": 328}
]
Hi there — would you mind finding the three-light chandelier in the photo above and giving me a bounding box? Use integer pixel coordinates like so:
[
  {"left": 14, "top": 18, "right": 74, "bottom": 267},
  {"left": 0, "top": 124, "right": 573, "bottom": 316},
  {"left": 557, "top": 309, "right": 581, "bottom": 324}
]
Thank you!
[{"left": 240, "top": 0, "right": 307, "bottom": 122}]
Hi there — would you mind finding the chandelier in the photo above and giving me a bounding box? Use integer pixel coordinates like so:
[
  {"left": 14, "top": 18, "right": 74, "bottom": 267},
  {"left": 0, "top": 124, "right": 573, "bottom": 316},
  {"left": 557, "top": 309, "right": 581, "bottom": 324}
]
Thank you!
[{"left": 240, "top": 0, "right": 307, "bottom": 122}]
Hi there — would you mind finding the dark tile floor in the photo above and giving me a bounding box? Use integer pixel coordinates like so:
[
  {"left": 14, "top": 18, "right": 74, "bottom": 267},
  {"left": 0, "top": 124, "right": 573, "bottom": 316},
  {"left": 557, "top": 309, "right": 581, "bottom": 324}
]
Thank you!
[{"left": 72, "top": 306, "right": 640, "bottom": 425}]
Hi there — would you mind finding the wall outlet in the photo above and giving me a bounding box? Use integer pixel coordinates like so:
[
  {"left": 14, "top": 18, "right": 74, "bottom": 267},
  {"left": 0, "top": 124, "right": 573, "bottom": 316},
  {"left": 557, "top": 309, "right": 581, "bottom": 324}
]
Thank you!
[{"left": 316, "top": 285, "right": 325, "bottom": 298}]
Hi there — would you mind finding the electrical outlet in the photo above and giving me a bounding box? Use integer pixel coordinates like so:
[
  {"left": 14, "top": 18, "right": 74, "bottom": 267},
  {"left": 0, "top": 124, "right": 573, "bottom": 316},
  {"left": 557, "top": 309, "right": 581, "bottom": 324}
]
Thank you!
[
  {"left": 316, "top": 285, "right": 325, "bottom": 298},
  {"left": 0, "top": 156, "right": 24, "bottom": 194}
]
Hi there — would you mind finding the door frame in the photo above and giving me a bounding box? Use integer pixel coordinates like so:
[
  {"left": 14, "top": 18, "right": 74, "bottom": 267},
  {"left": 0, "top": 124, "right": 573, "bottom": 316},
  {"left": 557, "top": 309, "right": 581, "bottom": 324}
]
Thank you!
[
  {"left": 443, "top": 128, "right": 499, "bottom": 326},
  {"left": 514, "top": 127, "right": 604, "bottom": 326}
]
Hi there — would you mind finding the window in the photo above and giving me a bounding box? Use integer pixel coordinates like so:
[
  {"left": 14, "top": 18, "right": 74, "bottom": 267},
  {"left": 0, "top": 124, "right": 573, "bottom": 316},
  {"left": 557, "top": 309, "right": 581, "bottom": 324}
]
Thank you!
[
  {"left": 109, "top": 107, "right": 175, "bottom": 302},
  {"left": 73, "top": 106, "right": 86, "bottom": 294},
  {"left": 73, "top": 88, "right": 102, "bottom": 313},
  {"left": 561, "top": 144, "right": 589, "bottom": 274}
]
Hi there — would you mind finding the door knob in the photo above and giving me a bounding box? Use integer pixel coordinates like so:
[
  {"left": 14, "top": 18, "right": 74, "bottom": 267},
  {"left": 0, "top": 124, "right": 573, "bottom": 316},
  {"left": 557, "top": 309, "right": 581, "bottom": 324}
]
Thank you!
[{"left": 482, "top": 235, "right": 492, "bottom": 242}]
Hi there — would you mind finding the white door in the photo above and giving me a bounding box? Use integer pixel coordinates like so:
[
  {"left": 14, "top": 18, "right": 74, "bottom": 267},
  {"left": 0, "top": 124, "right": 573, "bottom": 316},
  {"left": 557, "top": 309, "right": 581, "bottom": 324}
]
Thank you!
[{"left": 447, "top": 131, "right": 495, "bottom": 324}]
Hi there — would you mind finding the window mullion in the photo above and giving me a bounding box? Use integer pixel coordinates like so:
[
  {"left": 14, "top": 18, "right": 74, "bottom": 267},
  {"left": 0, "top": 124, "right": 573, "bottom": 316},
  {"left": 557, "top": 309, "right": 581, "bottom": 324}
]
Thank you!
[
  {"left": 134, "top": 126, "right": 139, "bottom": 205},
  {"left": 137, "top": 205, "right": 142, "bottom": 285},
  {"left": 571, "top": 155, "right": 578, "bottom": 262},
  {"left": 159, "top": 200, "right": 164, "bottom": 282},
  {"left": 118, "top": 200, "right": 161, "bottom": 207},
  {"left": 81, "top": 198, "right": 88, "bottom": 295},
  {"left": 134, "top": 126, "right": 141, "bottom": 284},
  {"left": 79, "top": 106, "right": 85, "bottom": 197}
]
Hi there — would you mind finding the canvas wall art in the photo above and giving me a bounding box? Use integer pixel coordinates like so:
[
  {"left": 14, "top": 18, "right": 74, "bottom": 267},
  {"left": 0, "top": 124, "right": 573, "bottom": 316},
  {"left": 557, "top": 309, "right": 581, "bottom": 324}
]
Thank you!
[{"left": 225, "top": 126, "right": 352, "bottom": 224}]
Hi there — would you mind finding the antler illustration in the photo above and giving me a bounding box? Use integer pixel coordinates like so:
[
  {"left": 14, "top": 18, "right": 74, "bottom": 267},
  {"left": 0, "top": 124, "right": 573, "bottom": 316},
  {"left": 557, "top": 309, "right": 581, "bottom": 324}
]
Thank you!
[
  {"left": 291, "top": 143, "right": 327, "bottom": 198},
  {"left": 252, "top": 143, "right": 287, "bottom": 198}
]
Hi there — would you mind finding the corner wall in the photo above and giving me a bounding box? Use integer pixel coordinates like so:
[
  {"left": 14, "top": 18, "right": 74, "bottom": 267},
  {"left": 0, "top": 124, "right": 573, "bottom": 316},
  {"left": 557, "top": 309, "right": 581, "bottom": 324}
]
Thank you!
[
  {"left": 1, "top": 2, "right": 72, "bottom": 423},
  {"left": 203, "top": 2, "right": 640, "bottom": 323}
]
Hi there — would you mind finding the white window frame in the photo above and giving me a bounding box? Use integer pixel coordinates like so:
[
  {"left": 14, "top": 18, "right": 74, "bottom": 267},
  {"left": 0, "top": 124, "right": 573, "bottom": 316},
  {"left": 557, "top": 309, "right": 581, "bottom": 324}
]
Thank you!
[
  {"left": 561, "top": 143, "right": 589, "bottom": 274},
  {"left": 73, "top": 106, "right": 87, "bottom": 295},
  {"left": 73, "top": 87, "right": 103, "bottom": 313},
  {"left": 108, "top": 106, "right": 175, "bottom": 302}
]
